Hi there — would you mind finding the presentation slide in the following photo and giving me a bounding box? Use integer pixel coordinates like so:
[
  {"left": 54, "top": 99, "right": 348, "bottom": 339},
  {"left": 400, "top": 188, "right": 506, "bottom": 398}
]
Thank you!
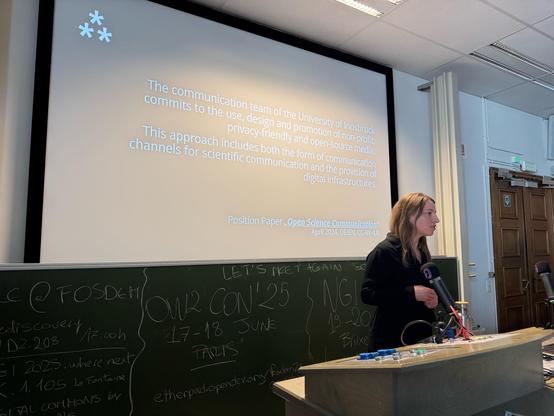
[{"left": 39, "top": 0, "right": 394, "bottom": 263}]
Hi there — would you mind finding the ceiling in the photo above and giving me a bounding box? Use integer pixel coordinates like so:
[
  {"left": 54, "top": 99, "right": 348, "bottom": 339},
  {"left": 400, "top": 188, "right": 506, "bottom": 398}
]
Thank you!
[{"left": 189, "top": 0, "right": 554, "bottom": 119}]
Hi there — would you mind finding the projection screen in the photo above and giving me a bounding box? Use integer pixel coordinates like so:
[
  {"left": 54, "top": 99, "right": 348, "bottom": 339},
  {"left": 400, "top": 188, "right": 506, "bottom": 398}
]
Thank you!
[{"left": 27, "top": 0, "right": 397, "bottom": 263}]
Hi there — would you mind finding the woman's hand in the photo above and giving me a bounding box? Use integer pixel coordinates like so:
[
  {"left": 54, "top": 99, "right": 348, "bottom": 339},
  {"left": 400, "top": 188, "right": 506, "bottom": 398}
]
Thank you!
[{"left": 414, "top": 285, "right": 438, "bottom": 309}]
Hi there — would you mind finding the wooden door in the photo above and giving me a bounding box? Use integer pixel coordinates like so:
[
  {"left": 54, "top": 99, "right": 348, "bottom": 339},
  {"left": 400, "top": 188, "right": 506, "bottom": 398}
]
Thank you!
[
  {"left": 523, "top": 187, "right": 553, "bottom": 325},
  {"left": 490, "top": 170, "right": 531, "bottom": 332}
]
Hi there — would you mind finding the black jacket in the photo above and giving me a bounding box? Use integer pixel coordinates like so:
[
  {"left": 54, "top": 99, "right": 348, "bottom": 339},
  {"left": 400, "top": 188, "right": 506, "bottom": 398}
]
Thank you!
[{"left": 361, "top": 233, "right": 436, "bottom": 350}]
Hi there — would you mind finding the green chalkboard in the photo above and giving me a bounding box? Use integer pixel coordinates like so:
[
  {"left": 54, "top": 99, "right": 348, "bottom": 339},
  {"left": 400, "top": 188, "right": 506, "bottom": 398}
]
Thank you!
[
  {"left": 0, "top": 261, "right": 371, "bottom": 416},
  {"left": 0, "top": 258, "right": 457, "bottom": 416}
]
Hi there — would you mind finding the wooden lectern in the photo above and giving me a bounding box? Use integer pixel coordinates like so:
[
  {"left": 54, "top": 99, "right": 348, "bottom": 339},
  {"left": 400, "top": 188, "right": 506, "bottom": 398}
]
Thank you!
[{"left": 273, "top": 327, "right": 554, "bottom": 416}]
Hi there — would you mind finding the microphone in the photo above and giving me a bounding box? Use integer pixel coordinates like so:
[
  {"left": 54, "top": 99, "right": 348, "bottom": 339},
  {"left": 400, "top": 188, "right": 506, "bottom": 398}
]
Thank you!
[
  {"left": 535, "top": 261, "right": 554, "bottom": 300},
  {"left": 420, "top": 262, "right": 455, "bottom": 310}
]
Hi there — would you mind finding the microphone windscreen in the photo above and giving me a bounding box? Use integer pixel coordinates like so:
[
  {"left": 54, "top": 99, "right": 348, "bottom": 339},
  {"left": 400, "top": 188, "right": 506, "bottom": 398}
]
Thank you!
[
  {"left": 420, "top": 262, "right": 440, "bottom": 280},
  {"left": 535, "top": 261, "right": 551, "bottom": 274}
]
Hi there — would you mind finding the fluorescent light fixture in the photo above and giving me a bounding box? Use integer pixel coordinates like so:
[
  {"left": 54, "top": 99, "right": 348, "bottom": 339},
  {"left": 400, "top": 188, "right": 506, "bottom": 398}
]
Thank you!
[
  {"left": 535, "top": 73, "right": 554, "bottom": 90},
  {"left": 470, "top": 42, "right": 554, "bottom": 93},
  {"left": 533, "top": 79, "right": 554, "bottom": 92},
  {"left": 335, "top": 0, "right": 383, "bottom": 17},
  {"left": 385, "top": 0, "right": 403, "bottom": 4},
  {"left": 470, "top": 51, "right": 534, "bottom": 80},
  {"left": 491, "top": 42, "right": 552, "bottom": 74}
]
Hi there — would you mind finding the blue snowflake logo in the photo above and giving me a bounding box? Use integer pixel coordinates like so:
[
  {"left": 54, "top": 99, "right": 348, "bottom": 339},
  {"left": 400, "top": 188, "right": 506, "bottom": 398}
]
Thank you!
[
  {"left": 78, "top": 10, "right": 113, "bottom": 44},
  {"left": 89, "top": 10, "right": 104, "bottom": 25},
  {"left": 79, "top": 22, "right": 94, "bottom": 38},
  {"left": 97, "top": 27, "right": 112, "bottom": 43}
]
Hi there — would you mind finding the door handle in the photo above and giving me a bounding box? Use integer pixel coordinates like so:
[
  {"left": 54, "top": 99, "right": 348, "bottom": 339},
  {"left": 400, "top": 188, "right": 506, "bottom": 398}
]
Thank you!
[{"left": 522, "top": 279, "right": 530, "bottom": 290}]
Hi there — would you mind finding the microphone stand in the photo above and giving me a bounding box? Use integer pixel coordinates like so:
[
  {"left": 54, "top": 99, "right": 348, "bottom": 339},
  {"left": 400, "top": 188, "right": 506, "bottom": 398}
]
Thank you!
[
  {"left": 430, "top": 305, "right": 473, "bottom": 344},
  {"left": 449, "top": 305, "right": 472, "bottom": 339},
  {"left": 544, "top": 298, "right": 554, "bottom": 329},
  {"left": 431, "top": 310, "right": 447, "bottom": 344}
]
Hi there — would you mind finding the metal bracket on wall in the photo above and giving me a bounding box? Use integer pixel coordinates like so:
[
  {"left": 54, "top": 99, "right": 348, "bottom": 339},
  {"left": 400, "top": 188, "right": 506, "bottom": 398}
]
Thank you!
[
  {"left": 509, "top": 178, "right": 538, "bottom": 188},
  {"left": 542, "top": 176, "right": 554, "bottom": 187},
  {"left": 524, "top": 180, "right": 538, "bottom": 188},
  {"left": 498, "top": 168, "right": 513, "bottom": 179},
  {"left": 510, "top": 178, "right": 525, "bottom": 187}
]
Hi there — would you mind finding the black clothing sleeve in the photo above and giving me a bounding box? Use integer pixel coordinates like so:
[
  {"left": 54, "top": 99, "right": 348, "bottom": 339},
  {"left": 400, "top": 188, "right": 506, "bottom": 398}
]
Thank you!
[
  {"left": 361, "top": 234, "right": 436, "bottom": 350},
  {"left": 361, "top": 245, "right": 418, "bottom": 307}
]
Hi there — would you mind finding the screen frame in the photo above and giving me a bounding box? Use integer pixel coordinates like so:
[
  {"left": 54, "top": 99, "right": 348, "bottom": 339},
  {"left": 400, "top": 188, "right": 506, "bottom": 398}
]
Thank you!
[{"left": 24, "top": 0, "right": 398, "bottom": 263}]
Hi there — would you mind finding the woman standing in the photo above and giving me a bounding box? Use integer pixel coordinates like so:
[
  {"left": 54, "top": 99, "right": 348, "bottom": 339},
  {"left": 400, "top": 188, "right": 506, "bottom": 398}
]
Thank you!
[{"left": 361, "top": 192, "right": 440, "bottom": 349}]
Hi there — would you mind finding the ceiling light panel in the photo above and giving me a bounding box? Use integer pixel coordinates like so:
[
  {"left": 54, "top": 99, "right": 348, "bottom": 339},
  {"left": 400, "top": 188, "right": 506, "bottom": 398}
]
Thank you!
[
  {"left": 533, "top": 79, "right": 554, "bottom": 92},
  {"left": 473, "top": 45, "right": 550, "bottom": 79},
  {"left": 498, "top": 27, "right": 554, "bottom": 69},
  {"left": 535, "top": 73, "right": 554, "bottom": 90},
  {"left": 492, "top": 42, "right": 553, "bottom": 73},
  {"left": 470, "top": 52, "right": 534, "bottom": 80},
  {"left": 334, "top": 0, "right": 383, "bottom": 17},
  {"left": 470, "top": 41, "right": 554, "bottom": 96}
]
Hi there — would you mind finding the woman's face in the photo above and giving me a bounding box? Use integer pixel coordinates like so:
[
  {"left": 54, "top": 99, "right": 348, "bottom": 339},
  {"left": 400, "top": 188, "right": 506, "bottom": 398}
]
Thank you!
[{"left": 412, "top": 200, "right": 439, "bottom": 238}]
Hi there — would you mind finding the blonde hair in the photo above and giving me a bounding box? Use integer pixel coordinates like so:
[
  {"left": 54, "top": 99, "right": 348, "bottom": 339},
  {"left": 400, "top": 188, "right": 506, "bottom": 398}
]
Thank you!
[{"left": 389, "top": 192, "right": 434, "bottom": 265}]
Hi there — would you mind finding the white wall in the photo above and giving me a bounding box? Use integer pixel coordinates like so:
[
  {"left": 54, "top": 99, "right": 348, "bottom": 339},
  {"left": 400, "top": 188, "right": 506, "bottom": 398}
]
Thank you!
[
  {"left": 393, "top": 70, "right": 434, "bottom": 197},
  {"left": 486, "top": 100, "right": 551, "bottom": 174},
  {"left": 392, "top": 70, "right": 436, "bottom": 254},
  {"left": 0, "top": 0, "right": 39, "bottom": 263},
  {"left": 459, "top": 92, "right": 498, "bottom": 333}
]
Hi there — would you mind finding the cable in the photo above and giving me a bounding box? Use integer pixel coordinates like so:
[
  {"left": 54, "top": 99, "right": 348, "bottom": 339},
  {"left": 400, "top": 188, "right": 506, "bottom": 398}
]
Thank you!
[
  {"left": 400, "top": 319, "right": 433, "bottom": 346},
  {"left": 449, "top": 305, "right": 474, "bottom": 339},
  {"left": 439, "top": 315, "right": 456, "bottom": 339}
]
